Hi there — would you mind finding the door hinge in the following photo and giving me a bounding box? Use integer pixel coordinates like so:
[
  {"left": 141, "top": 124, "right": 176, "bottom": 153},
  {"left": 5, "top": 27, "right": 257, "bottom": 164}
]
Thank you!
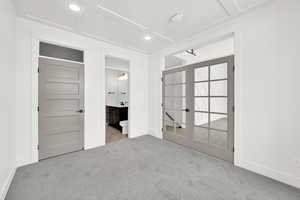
[
  {"left": 161, "top": 77, "right": 163, "bottom": 82},
  {"left": 161, "top": 103, "right": 163, "bottom": 107},
  {"left": 37, "top": 106, "right": 39, "bottom": 112},
  {"left": 232, "top": 106, "right": 235, "bottom": 112},
  {"left": 233, "top": 147, "right": 235, "bottom": 152},
  {"left": 37, "top": 145, "right": 39, "bottom": 150},
  {"left": 233, "top": 65, "right": 235, "bottom": 72},
  {"left": 161, "top": 128, "right": 164, "bottom": 132},
  {"left": 38, "top": 67, "right": 40, "bottom": 73}
]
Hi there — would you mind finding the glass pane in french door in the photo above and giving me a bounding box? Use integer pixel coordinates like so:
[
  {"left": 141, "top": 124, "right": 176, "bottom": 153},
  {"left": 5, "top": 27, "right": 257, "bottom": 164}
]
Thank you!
[
  {"left": 163, "top": 55, "right": 234, "bottom": 162},
  {"left": 163, "top": 71, "right": 187, "bottom": 136},
  {"left": 193, "top": 63, "right": 229, "bottom": 149}
]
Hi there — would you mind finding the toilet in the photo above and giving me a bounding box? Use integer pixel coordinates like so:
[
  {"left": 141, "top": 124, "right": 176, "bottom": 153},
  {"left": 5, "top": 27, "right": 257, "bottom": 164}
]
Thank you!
[{"left": 119, "top": 120, "right": 128, "bottom": 135}]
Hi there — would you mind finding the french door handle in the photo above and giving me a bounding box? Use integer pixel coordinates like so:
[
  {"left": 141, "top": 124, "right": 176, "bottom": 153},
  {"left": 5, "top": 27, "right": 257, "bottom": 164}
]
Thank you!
[
  {"left": 77, "top": 109, "right": 84, "bottom": 113},
  {"left": 184, "top": 108, "right": 190, "bottom": 112}
]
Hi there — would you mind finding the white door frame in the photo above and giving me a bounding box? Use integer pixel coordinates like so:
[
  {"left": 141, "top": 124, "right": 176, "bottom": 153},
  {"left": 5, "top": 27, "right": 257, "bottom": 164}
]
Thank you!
[
  {"left": 31, "top": 37, "right": 86, "bottom": 163},
  {"left": 104, "top": 54, "right": 131, "bottom": 141},
  {"left": 160, "top": 31, "right": 242, "bottom": 166}
]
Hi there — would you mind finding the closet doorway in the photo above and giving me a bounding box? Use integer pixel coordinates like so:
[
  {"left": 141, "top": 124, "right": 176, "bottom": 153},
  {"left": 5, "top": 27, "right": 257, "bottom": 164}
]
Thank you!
[{"left": 162, "top": 56, "right": 234, "bottom": 162}]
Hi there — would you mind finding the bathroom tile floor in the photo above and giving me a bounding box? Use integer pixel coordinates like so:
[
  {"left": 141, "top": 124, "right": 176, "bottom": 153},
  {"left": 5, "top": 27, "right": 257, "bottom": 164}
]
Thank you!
[{"left": 106, "top": 125, "right": 127, "bottom": 144}]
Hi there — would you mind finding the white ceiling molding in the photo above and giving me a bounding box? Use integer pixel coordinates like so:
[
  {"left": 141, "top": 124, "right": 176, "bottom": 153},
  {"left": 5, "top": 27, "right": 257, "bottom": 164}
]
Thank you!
[
  {"left": 217, "top": 0, "right": 240, "bottom": 16},
  {"left": 152, "top": 31, "right": 174, "bottom": 43},
  {"left": 96, "top": 4, "right": 174, "bottom": 43},
  {"left": 234, "top": 0, "right": 273, "bottom": 12},
  {"left": 96, "top": 4, "right": 147, "bottom": 29},
  {"left": 22, "top": 15, "right": 148, "bottom": 55},
  {"left": 14, "top": 0, "right": 274, "bottom": 54},
  {"left": 81, "top": 32, "right": 148, "bottom": 54},
  {"left": 232, "top": 0, "right": 243, "bottom": 12},
  {"left": 25, "top": 14, "right": 74, "bottom": 32},
  {"left": 216, "top": 0, "right": 231, "bottom": 16}
]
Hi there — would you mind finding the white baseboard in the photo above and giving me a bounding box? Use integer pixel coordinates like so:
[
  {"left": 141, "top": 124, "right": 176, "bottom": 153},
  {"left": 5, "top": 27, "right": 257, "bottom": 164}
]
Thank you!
[
  {"left": 237, "top": 160, "right": 300, "bottom": 189},
  {"left": 148, "top": 129, "right": 162, "bottom": 139},
  {"left": 0, "top": 168, "right": 16, "bottom": 200}
]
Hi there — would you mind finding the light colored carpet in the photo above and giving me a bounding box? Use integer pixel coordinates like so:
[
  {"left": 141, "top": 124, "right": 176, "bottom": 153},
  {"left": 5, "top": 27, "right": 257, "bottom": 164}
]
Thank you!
[{"left": 5, "top": 136, "right": 300, "bottom": 200}]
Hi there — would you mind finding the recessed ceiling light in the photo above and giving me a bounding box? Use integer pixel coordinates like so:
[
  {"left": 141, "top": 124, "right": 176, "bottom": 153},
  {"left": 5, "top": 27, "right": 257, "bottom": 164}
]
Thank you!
[
  {"left": 69, "top": 3, "right": 81, "bottom": 12},
  {"left": 144, "top": 35, "right": 152, "bottom": 41}
]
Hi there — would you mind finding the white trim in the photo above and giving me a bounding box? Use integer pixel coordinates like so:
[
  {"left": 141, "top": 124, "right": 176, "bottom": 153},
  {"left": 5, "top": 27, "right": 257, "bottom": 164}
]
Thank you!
[
  {"left": 216, "top": 0, "right": 232, "bottom": 16},
  {"left": 149, "top": 128, "right": 163, "bottom": 139},
  {"left": 232, "top": 0, "right": 242, "bottom": 12},
  {"left": 97, "top": 4, "right": 147, "bottom": 30},
  {"left": 237, "top": 160, "right": 300, "bottom": 189},
  {"left": 233, "top": 30, "right": 243, "bottom": 167},
  {"left": 104, "top": 55, "right": 131, "bottom": 141},
  {"left": 31, "top": 38, "right": 87, "bottom": 163},
  {"left": 20, "top": 16, "right": 148, "bottom": 55},
  {"left": 105, "top": 65, "right": 129, "bottom": 72},
  {"left": 38, "top": 55, "right": 84, "bottom": 65},
  {"left": 0, "top": 168, "right": 16, "bottom": 200},
  {"left": 162, "top": 64, "right": 184, "bottom": 71},
  {"left": 31, "top": 38, "right": 39, "bottom": 163},
  {"left": 233, "top": 0, "right": 273, "bottom": 13},
  {"left": 81, "top": 32, "right": 147, "bottom": 55},
  {"left": 152, "top": 31, "right": 175, "bottom": 43},
  {"left": 25, "top": 15, "right": 74, "bottom": 32}
]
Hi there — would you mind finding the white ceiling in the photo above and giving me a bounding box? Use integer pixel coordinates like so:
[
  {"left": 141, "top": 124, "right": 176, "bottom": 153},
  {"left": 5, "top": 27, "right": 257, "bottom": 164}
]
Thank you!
[{"left": 13, "top": 0, "right": 270, "bottom": 54}]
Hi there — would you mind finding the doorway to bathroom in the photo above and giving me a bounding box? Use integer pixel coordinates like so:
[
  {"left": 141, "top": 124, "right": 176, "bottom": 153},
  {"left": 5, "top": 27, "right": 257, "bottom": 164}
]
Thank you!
[{"left": 105, "top": 56, "right": 129, "bottom": 144}]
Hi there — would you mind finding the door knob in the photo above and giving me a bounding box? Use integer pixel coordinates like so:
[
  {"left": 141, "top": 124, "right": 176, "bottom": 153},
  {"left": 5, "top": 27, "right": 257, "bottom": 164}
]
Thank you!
[
  {"left": 184, "top": 108, "right": 190, "bottom": 112},
  {"left": 77, "top": 109, "right": 84, "bottom": 113}
]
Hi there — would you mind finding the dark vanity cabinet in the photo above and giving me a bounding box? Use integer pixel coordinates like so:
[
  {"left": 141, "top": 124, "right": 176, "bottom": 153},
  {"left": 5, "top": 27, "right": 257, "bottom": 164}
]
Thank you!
[{"left": 106, "top": 106, "right": 128, "bottom": 127}]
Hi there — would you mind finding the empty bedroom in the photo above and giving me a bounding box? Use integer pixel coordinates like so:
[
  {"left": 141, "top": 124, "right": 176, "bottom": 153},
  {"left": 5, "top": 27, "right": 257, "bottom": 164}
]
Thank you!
[{"left": 1, "top": 0, "right": 300, "bottom": 199}]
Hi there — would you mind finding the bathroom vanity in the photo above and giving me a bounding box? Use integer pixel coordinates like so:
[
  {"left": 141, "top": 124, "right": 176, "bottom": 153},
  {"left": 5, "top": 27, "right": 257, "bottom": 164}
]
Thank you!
[
  {"left": 106, "top": 106, "right": 128, "bottom": 126},
  {"left": 105, "top": 68, "right": 129, "bottom": 132}
]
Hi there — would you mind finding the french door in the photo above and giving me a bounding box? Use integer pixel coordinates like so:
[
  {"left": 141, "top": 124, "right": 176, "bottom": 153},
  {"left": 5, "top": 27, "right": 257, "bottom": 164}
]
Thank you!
[{"left": 162, "top": 55, "right": 234, "bottom": 162}]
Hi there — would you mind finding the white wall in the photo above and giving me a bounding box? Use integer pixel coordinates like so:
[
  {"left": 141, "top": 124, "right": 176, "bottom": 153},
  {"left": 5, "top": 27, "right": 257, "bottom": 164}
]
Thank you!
[
  {"left": 171, "top": 37, "right": 234, "bottom": 67},
  {"left": 0, "top": 0, "right": 16, "bottom": 199},
  {"left": 149, "top": 0, "right": 300, "bottom": 188},
  {"left": 16, "top": 18, "right": 148, "bottom": 167},
  {"left": 148, "top": 53, "right": 164, "bottom": 139}
]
